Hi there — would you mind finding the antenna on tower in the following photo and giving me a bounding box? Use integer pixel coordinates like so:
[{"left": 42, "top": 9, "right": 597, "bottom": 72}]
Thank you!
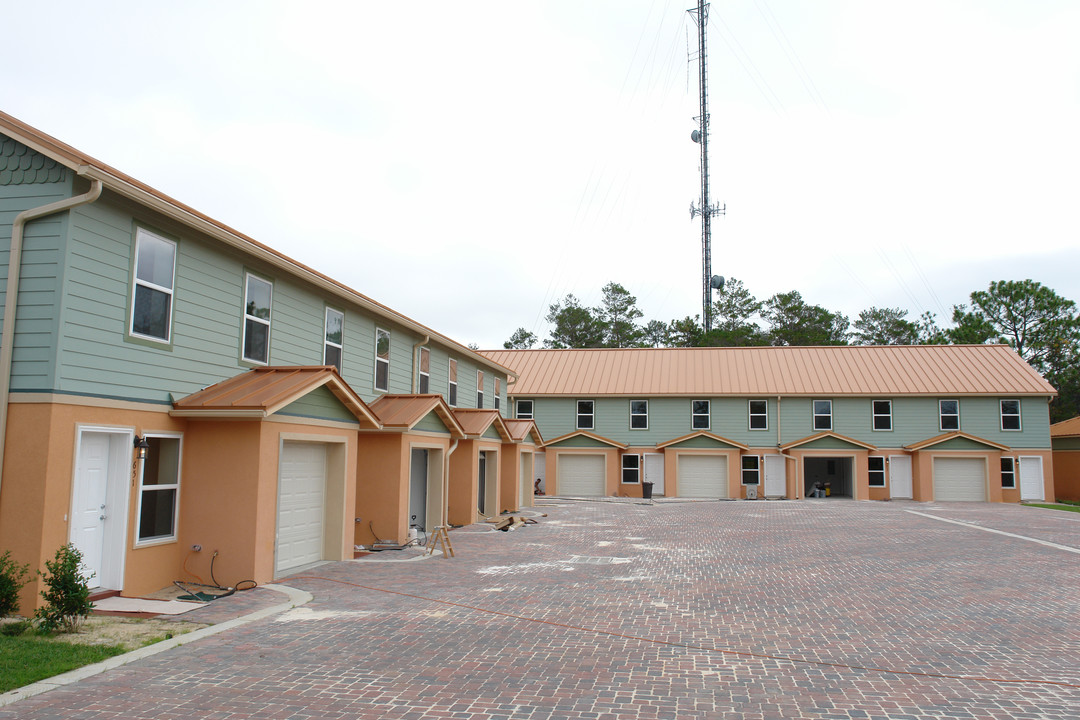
[{"left": 688, "top": 0, "right": 725, "bottom": 333}]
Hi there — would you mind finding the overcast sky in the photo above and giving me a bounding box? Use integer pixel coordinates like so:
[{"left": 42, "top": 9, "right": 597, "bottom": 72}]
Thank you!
[{"left": 6, "top": 1, "right": 1079, "bottom": 349}]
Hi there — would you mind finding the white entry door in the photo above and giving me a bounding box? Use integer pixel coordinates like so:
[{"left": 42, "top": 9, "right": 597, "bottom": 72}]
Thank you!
[
  {"left": 643, "top": 453, "right": 665, "bottom": 496},
  {"left": 1018, "top": 456, "right": 1045, "bottom": 501},
  {"left": 763, "top": 455, "right": 786, "bottom": 497},
  {"left": 889, "top": 455, "right": 913, "bottom": 499},
  {"left": 71, "top": 430, "right": 128, "bottom": 590}
]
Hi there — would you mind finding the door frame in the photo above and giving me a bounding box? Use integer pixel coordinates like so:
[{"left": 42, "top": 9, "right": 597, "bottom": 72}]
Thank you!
[
  {"left": 1018, "top": 455, "right": 1045, "bottom": 501},
  {"left": 70, "top": 425, "right": 134, "bottom": 591}
]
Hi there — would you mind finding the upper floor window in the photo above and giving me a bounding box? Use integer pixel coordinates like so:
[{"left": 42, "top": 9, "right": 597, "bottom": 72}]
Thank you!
[
  {"left": 494, "top": 378, "right": 501, "bottom": 411},
  {"left": 516, "top": 399, "right": 533, "bottom": 419},
  {"left": 374, "top": 328, "right": 390, "bottom": 392},
  {"left": 621, "top": 454, "right": 640, "bottom": 484},
  {"left": 576, "top": 400, "right": 594, "bottom": 430},
  {"left": 630, "top": 400, "right": 649, "bottom": 429},
  {"left": 1000, "top": 457, "right": 1016, "bottom": 488},
  {"left": 130, "top": 228, "right": 176, "bottom": 343},
  {"left": 813, "top": 400, "right": 832, "bottom": 431},
  {"left": 476, "top": 370, "right": 484, "bottom": 408},
  {"left": 748, "top": 400, "right": 768, "bottom": 430},
  {"left": 1000, "top": 399, "right": 1021, "bottom": 431},
  {"left": 324, "top": 308, "right": 343, "bottom": 372},
  {"left": 741, "top": 455, "right": 760, "bottom": 485},
  {"left": 868, "top": 456, "right": 885, "bottom": 487},
  {"left": 243, "top": 273, "right": 272, "bottom": 364},
  {"left": 692, "top": 400, "right": 710, "bottom": 430},
  {"left": 417, "top": 347, "right": 430, "bottom": 393},
  {"left": 448, "top": 359, "right": 458, "bottom": 406},
  {"left": 872, "top": 400, "right": 892, "bottom": 431},
  {"left": 137, "top": 434, "right": 182, "bottom": 544},
  {"left": 939, "top": 399, "right": 959, "bottom": 431}
]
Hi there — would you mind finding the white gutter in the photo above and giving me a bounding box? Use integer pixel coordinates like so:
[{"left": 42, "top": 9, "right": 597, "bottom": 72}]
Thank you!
[
  {"left": 411, "top": 336, "right": 430, "bottom": 393},
  {"left": 0, "top": 177, "right": 103, "bottom": 495}
]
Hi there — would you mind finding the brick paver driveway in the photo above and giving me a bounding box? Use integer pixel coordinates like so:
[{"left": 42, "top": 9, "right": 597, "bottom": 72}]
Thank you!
[{"left": 4, "top": 499, "right": 1079, "bottom": 719}]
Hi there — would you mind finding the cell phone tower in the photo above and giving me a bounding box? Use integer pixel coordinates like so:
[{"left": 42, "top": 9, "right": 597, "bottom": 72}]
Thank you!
[{"left": 688, "top": 0, "right": 725, "bottom": 332}]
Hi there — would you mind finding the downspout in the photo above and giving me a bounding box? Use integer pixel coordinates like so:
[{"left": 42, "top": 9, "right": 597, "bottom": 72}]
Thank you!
[
  {"left": 504, "top": 371, "right": 519, "bottom": 417},
  {"left": 442, "top": 439, "right": 458, "bottom": 529},
  {"left": 0, "top": 177, "right": 103, "bottom": 496},
  {"left": 411, "top": 335, "right": 430, "bottom": 393}
]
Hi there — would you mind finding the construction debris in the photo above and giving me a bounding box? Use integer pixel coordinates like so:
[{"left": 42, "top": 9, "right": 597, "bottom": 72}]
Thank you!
[{"left": 488, "top": 516, "right": 538, "bottom": 532}]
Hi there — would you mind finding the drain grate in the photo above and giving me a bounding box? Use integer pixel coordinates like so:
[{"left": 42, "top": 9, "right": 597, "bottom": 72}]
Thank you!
[{"left": 568, "top": 555, "right": 629, "bottom": 565}]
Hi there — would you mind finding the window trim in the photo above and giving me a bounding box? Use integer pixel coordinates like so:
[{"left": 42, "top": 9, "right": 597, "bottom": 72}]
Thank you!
[
  {"left": 813, "top": 399, "right": 833, "bottom": 432},
  {"left": 1000, "top": 456, "right": 1016, "bottom": 489},
  {"left": 748, "top": 399, "right": 768, "bottom": 431},
  {"left": 691, "top": 399, "right": 710, "bottom": 430},
  {"left": 476, "top": 370, "right": 484, "bottom": 408},
  {"left": 448, "top": 358, "right": 458, "bottom": 406},
  {"left": 1000, "top": 399, "right": 1021, "bottom": 431},
  {"left": 741, "top": 455, "right": 760, "bottom": 485},
  {"left": 134, "top": 432, "right": 182, "bottom": 547},
  {"left": 417, "top": 346, "right": 430, "bottom": 394},
  {"left": 621, "top": 454, "right": 641, "bottom": 484},
  {"left": 868, "top": 456, "right": 886, "bottom": 487},
  {"left": 576, "top": 399, "right": 595, "bottom": 430},
  {"left": 516, "top": 399, "right": 533, "bottom": 419},
  {"left": 374, "top": 327, "right": 390, "bottom": 392},
  {"left": 872, "top": 399, "right": 893, "bottom": 432},
  {"left": 242, "top": 272, "right": 273, "bottom": 365},
  {"left": 129, "top": 228, "right": 176, "bottom": 344},
  {"left": 630, "top": 399, "right": 649, "bottom": 430},
  {"left": 939, "top": 399, "right": 960, "bottom": 431},
  {"left": 323, "top": 307, "right": 344, "bottom": 372}
]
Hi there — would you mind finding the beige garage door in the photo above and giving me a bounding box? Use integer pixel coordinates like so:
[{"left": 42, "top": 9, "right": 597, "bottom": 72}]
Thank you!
[
  {"left": 558, "top": 454, "right": 605, "bottom": 496},
  {"left": 932, "top": 457, "right": 987, "bottom": 502},
  {"left": 678, "top": 455, "right": 728, "bottom": 498},
  {"left": 276, "top": 442, "right": 327, "bottom": 573}
]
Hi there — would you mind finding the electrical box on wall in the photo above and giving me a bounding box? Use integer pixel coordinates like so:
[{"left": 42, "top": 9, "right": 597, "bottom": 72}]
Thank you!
[{"left": 746, "top": 486, "right": 758, "bottom": 500}]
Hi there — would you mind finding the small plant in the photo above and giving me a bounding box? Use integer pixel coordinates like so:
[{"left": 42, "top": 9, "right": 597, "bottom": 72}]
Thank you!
[
  {"left": 0, "top": 618, "right": 31, "bottom": 636},
  {"left": 0, "top": 550, "right": 31, "bottom": 617},
  {"left": 34, "top": 544, "right": 93, "bottom": 634}
]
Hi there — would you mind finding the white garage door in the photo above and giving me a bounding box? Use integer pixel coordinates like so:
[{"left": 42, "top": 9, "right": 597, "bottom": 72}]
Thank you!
[
  {"left": 678, "top": 455, "right": 728, "bottom": 498},
  {"left": 276, "top": 442, "right": 327, "bottom": 573},
  {"left": 558, "top": 454, "right": 605, "bottom": 496},
  {"left": 932, "top": 457, "right": 987, "bottom": 502}
]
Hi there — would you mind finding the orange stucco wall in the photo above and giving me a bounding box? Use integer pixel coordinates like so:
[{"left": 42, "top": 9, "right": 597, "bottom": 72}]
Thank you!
[
  {"left": 499, "top": 443, "right": 534, "bottom": 513},
  {"left": 447, "top": 439, "right": 501, "bottom": 525},
  {"left": 1053, "top": 450, "right": 1080, "bottom": 501}
]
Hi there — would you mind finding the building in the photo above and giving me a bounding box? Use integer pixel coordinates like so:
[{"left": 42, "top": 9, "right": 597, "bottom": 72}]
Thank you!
[
  {"left": 0, "top": 111, "right": 538, "bottom": 608},
  {"left": 1050, "top": 416, "right": 1080, "bottom": 502},
  {"left": 481, "top": 346, "right": 1056, "bottom": 503}
]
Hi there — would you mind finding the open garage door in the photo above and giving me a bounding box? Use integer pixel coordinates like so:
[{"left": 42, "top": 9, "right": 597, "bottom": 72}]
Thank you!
[
  {"left": 678, "top": 455, "right": 728, "bottom": 498},
  {"left": 276, "top": 442, "right": 327, "bottom": 574},
  {"left": 933, "top": 457, "right": 987, "bottom": 501},
  {"left": 558, "top": 454, "right": 605, "bottom": 496}
]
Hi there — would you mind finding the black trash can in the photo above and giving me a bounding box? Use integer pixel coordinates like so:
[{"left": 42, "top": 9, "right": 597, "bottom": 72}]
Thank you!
[{"left": 642, "top": 481, "right": 654, "bottom": 500}]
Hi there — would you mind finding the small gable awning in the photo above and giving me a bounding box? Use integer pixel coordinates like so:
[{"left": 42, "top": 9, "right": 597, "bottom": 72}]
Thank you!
[
  {"left": 781, "top": 431, "right": 877, "bottom": 451},
  {"left": 1051, "top": 416, "right": 1080, "bottom": 438},
  {"left": 904, "top": 431, "right": 1009, "bottom": 452},
  {"left": 543, "top": 430, "right": 626, "bottom": 450},
  {"left": 171, "top": 366, "right": 380, "bottom": 428},
  {"left": 504, "top": 418, "right": 544, "bottom": 446},
  {"left": 367, "top": 394, "right": 465, "bottom": 438},
  {"left": 656, "top": 431, "right": 748, "bottom": 451},
  {"left": 451, "top": 409, "right": 512, "bottom": 441}
]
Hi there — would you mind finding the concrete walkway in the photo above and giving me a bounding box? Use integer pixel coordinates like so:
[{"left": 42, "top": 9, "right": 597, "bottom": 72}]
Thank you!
[{"left": 3, "top": 499, "right": 1078, "bottom": 719}]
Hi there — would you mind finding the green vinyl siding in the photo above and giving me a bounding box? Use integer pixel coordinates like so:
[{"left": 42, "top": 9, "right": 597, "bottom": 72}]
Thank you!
[
  {"left": 926, "top": 437, "right": 998, "bottom": 451},
  {"left": 794, "top": 436, "right": 867, "bottom": 450},
  {"left": 549, "top": 435, "right": 610, "bottom": 448},
  {"left": 279, "top": 385, "right": 359, "bottom": 423},
  {"left": 414, "top": 410, "right": 451, "bottom": 434},
  {"left": 1052, "top": 437, "right": 1080, "bottom": 450},
  {"left": 667, "top": 435, "right": 739, "bottom": 449},
  {"left": 482, "top": 425, "right": 502, "bottom": 440}
]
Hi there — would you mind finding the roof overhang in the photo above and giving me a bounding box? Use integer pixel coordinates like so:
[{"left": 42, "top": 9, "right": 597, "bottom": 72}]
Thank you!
[
  {"left": 781, "top": 431, "right": 877, "bottom": 452},
  {"left": 451, "top": 408, "right": 513, "bottom": 441},
  {"left": 543, "top": 430, "right": 627, "bottom": 450},
  {"left": 367, "top": 394, "right": 466, "bottom": 438},
  {"left": 904, "top": 431, "right": 1010, "bottom": 452},
  {"left": 656, "top": 431, "right": 749, "bottom": 451}
]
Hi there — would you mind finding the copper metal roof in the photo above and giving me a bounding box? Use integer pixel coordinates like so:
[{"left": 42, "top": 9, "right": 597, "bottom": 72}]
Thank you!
[
  {"left": 904, "top": 431, "right": 1010, "bottom": 451},
  {"left": 544, "top": 430, "right": 627, "bottom": 449},
  {"left": 367, "top": 394, "right": 465, "bottom": 437},
  {"left": 503, "top": 419, "right": 544, "bottom": 445},
  {"left": 451, "top": 409, "right": 511, "bottom": 440},
  {"left": 171, "top": 366, "right": 379, "bottom": 427},
  {"left": 781, "top": 431, "right": 876, "bottom": 451},
  {"left": 655, "top": 431, "right": 748, "bottom": 450},
  {"left": 1050, "top": 416, "right": 1080, "bottom": 438},
  {"left": 482, "top": 345, "right": 1055, "bottom": 397}
]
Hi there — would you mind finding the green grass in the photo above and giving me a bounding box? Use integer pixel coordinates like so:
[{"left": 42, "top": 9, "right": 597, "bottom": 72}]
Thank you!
[
  {"left": 1022, "top": 502, "right": 1080, "bottom": 513},
  {"left": 0, "top": 633, "right": 126, "bottom": 692}
]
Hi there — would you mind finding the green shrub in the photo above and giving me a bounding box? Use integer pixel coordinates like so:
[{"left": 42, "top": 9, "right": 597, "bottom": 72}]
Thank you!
[
  {"left": 34, "top": 544, "right": 93, "bottom": 634},
  {"left": 0, "top": 619, "right": 31, "bottom": 636},
  {"left": 0, "top": 550, "right": 31, "bottom": 617}
]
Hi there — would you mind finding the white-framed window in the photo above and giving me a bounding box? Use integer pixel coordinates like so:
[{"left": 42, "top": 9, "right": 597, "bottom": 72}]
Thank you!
[
  {"left": 136, "top": 434, "right": 182, "bottom": 545},
  {"left": 448, "top": 359, "right": 458, "bottom": 406},
  {"left": 813, "top": 399, "right": 832, "bottom": 431},
  {"left": 576, "top": 400, "right": 594, "bottom": 430},
  {"left": 939, "top": 399, "right": 959, "bottom": 431},
  {"left": 621, "top": 454, "right": 640, "bottom": 484},
  {"left": 242, "top": 273, "right": 272, "bottom": 364},
  {"left": 477, "top": 370, "right": 485, "bottom": 408},
  {"left": 872, "top": 400, "right": 892, "bottom": 431},
  {"left": 630, "top": 400, "right": 649, "bottom": 430},
  {"left": 741, "top": 455, "right": 760, "bottom": 485},
  {"left": 748, "top": 400, "right": 768, "bottom": 430},
  {"left": 495, "top": 378, "right": 501, "bottom": 411},
  {"left": 324, "top": 308, "right": 344, "bottom": 372},
  {"left": 516, "top": 399, "right": 533, "bottom": 419},
  {"left": 1000, "top": 399, "right": 1021, "bottom": 431},
  {"left": 1001, "top": 457, "right": 1016, "bottom": 488},
  {"left": 374, "top": 328, "right": 390, "bottom": 392},
  {"left": 130, "top": 228, "right": 176, "bottom": 343},
  {"left": 692, "top": 400, "right": 710, "bottom": 430},
  {"left": 868, "top": 456, "right": 886, "bottom": 487},
  {"left": 417, "top": 347, "right": 430, "bottom": 393}
]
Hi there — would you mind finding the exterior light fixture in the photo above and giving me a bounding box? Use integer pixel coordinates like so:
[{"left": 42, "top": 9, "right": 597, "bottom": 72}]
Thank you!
[{"left": 133, "top": 435, "right": 150, "bottom": 461}]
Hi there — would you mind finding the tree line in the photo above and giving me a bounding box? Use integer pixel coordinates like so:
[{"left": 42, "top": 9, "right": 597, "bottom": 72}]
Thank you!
[{"left": 503, "top": 279, "right": 1080, "bottom": 422}]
